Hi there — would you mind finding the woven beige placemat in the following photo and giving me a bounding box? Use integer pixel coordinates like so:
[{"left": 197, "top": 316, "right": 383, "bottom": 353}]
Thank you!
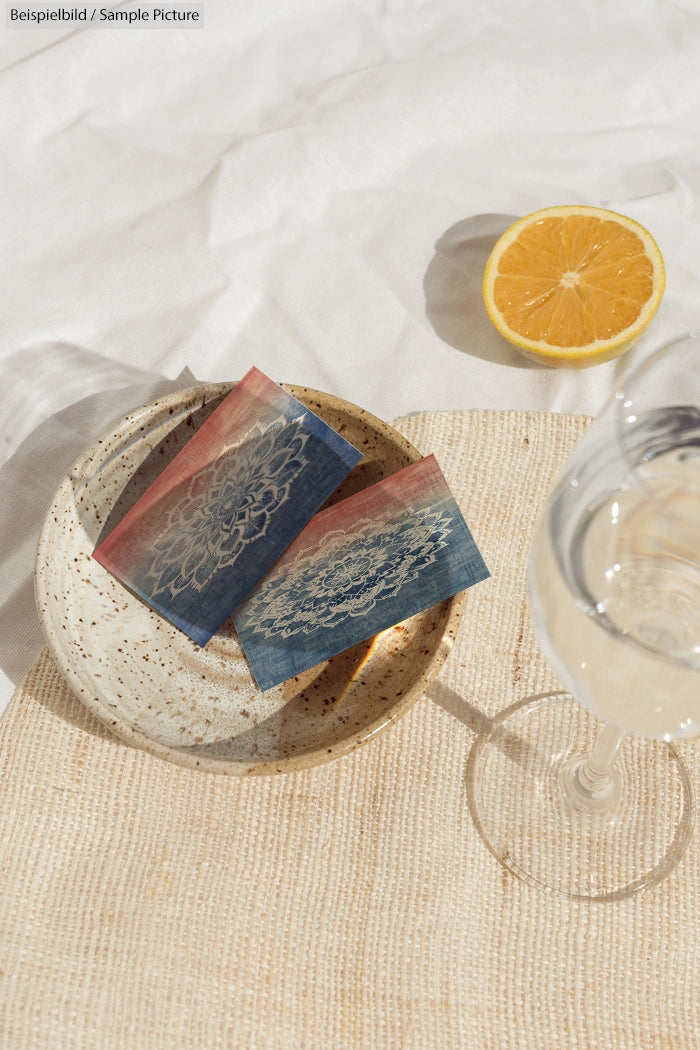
[{"left": 1, "top": 410, "right": 699, "bottom": 1050}]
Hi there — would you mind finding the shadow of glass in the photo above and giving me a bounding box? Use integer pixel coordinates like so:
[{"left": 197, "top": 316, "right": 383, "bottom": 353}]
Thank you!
[
  {"left": 423, "top": 212, "right": 536, "bottom": 368},
  {"left": 0, "top": 369, "right": 197, "bottom": 695},
  {"left": 427, "top": 680, "right": 562, "bottom": 769},
  {"left": 428, "top": 682, "right": 572, "bottom": 865}
]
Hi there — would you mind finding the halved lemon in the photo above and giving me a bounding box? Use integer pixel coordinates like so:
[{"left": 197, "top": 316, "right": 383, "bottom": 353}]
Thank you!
[{"left": 482, "top": 205, "right": 666, "bottom": 367}]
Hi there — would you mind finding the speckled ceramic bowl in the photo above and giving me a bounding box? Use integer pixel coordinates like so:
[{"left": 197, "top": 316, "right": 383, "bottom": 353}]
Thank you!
[{"left": 35, "top": 384, "right": 464, "bottom": 774}]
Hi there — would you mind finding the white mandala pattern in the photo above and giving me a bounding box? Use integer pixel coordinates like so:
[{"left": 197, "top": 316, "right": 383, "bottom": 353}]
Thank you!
[
  {"left": 144, "top": 414, "right": 309, "bottom": 598},
  {"left": 244, "top": 508, "right": 453, "bottom": 639}
]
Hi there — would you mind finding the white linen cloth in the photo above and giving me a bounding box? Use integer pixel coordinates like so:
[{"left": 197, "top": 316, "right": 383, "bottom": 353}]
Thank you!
[{"left": 2, "top": 0, "right": 700, "bottom": 716}]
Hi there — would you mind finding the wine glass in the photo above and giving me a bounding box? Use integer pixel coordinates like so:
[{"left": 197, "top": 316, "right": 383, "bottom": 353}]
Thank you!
[{"left": 469, "top": 333, "right": 700, "bottom": 901}]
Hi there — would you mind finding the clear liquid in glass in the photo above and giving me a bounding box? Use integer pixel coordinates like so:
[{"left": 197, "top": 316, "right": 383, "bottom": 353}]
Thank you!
[{"left": 530, "top": 407, "right": 700, "bottom": 740}]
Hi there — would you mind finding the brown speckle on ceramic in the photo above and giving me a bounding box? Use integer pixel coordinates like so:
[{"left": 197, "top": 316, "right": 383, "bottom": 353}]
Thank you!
[{"left": 35, "top": 384, "right": 464, "bottom": 774}]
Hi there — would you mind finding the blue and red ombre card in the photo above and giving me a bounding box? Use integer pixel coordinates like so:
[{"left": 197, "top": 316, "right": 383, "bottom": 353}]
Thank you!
[
  {"left": 92, "top": 368, "right": 363, "bottom": 646},
  {"left": 232, "top": 454, "right": 490, "bottom": 691}
]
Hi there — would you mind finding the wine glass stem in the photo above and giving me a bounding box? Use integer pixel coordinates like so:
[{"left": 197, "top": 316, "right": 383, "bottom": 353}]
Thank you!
[
  {"left": 577, "top": 723, "right": 626, "bottom": 793},
  {"left": 562, "top": 721, "right": 626, "bottom": 812}
]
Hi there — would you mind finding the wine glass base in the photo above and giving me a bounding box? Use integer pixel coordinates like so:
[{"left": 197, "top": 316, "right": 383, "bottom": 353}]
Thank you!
[{"left": 468, "top": 693, "right": 695, "bottom": 902}]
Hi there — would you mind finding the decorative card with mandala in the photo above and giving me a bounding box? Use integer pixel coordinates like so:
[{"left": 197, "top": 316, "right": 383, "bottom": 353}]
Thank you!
[
  {"left": 92, "top": 368, "right": 363, "bottom": 646},
  {"left": 232, "top": 454, "right": 490, "bottom": 691}
]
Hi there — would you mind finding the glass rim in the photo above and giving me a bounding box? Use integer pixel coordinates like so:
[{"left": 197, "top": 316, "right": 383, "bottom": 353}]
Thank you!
[{"left": 612, "top": 333, "right": 700, "bottom": 523}]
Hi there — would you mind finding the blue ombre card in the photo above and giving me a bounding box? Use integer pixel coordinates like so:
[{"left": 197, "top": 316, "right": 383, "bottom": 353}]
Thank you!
[
  {"left": 232, "top": 454, "right": 490, "bottom": 691},
  {"left": 93, "top": 368, "right": 362, "bottom": 645}
]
